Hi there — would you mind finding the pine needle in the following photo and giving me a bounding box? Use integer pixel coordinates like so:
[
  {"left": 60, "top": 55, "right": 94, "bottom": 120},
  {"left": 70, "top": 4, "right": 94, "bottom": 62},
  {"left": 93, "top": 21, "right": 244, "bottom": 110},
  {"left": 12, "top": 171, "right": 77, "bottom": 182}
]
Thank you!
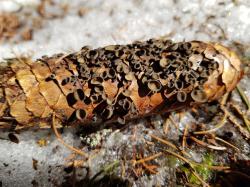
[{"left": 52, "top": 113, "right": 88, "bottom": 157}]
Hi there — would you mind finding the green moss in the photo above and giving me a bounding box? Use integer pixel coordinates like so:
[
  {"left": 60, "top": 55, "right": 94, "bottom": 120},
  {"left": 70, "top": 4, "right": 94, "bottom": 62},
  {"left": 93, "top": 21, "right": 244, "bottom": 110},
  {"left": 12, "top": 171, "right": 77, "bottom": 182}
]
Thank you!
[
  {"left": 180, "top": 153, "right": 214, "bottom": 185},
  {"left": 195, "top": 153, "right": 214, "bottom": 181},
  {"left": 102, "top": 160, "right": 120, "bottom": 175}
]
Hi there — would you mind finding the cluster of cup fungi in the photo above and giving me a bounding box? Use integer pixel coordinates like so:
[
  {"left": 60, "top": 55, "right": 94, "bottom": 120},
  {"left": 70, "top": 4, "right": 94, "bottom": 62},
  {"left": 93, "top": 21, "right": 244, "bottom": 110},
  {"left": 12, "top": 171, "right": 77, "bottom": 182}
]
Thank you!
[{"left": 0, "top": 38, "right": 242, "bottom": 131}]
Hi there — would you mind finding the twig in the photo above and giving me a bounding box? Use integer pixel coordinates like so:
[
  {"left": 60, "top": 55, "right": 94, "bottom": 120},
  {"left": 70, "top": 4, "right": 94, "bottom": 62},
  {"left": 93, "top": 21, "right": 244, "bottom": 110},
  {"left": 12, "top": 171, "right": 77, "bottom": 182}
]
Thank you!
[
  {"left": 237, "top": 85, "right": 250, "bottom": 111},
  {"left": 193, "top": 163, "right": 230, "bottom": 171},
  {"left": 141, "top": 162, "right": 158, "bottom": 174},
  {"left": 150, "top": 134, "right": 191, "bottom": 157},
  {"left": 164, "top": 150, "right": 230, "bottom": 171},
  {"left": 242, "top": 114, "right": 250, "bottom": 133},
  {"left": 215, "top": 137, "right": 240, "bottom": 151},
  {"left": 66, "top": 160, "right": 85, "bottom": 168},
  {"left": 182, "top": 124, "right": 189, "bottom": 150},
  {"left": 190, "top": 136, "right": 226, "bottom": 151},
  {"left": 190, "top": 169, "right": 210, "bottom": 187},
  {"left": 132, "top": 152, "right": 163, "bottom": 165},
  {"left": 169, "top": 115, "right": 180, "bottom": 129},
  {"left": 220, "top": 92, "right": 229, "bottom": 106},
  {"left": 150, "top": 134, "right": 177, "bottom": 149},
  {"left": 230, "top": 103, "right": 250, "bottom": 132},
  {"left": 121, "top": 159, "right": 126, "bottom": 178},
  {"left": 221, "top": 106, "right": 250, "bottom": 139},
  {"left": 52, "top": 113, "right": 88, "bottom": 157},
  {"left": 193, "top": 113, "right": 227, "bottom": 135},
  {"left": 163, "top": 149, "right": 192, "bottom": 167}
]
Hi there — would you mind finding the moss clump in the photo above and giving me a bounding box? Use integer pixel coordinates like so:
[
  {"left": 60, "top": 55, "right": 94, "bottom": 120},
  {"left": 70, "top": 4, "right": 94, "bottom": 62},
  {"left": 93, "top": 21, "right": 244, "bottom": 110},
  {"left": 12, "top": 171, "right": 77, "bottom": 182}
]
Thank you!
[{"left": 180, "top": 153, "right": 214, "bottom": 185}]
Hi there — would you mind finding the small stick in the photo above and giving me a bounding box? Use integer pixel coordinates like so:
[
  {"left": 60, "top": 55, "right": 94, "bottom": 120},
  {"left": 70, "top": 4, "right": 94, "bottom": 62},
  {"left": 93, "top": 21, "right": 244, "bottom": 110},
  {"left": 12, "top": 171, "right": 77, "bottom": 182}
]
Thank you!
[
  {"left": 193, "top": 113, "right": 227, "bottom": 135},
  {"left": 215, "top": 137, "right": 240, "bottom": 151},
  {"left": 190, "top": 169, "right": 210, "bottom": 187},
  {"left": 52, "top": 113, "right": 88, "bottom": 157},
  {"left": 190, "top": 136, "right": 226, "bottom": 151},
  {"left": 221, "top": 106, "right": 250, "bottom": 139},
  {"left": 164, "top": 150, "right": 230, "bottom": 171},
  {"left": 193, "top": 163, "right": 230, "bottom": 171},
  {"left": 163, "top": 149, "right": 192, "bottom": 168},
  {"left": 182, "top": 124, "right": 189, "bottom": 150},
  {"left": 141, "top": 162, "right": 158, "bottom": 174},
  {"left": 169, "top": 115, "right": 180, "bottom": 129},
  {"left": 121, "top": 159, "right": 126, "bottom": 178},
  {"left": 150, "top": 134, "right": 177, "bottom": 149},
  {"left": 230, "top": 103, "right": 250, "bottom": 132},
  {"left": 220, "top": 92, "right": 229, "bottom": 106},
  {"left": 133, "top": 152, "right": 163, "bottom": 165},
  {"left": 150, "top": 134, "right": 191, "bottom": 157},
  {"left": 237, "top": 85, "right": 250, "bottom": 111}
]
